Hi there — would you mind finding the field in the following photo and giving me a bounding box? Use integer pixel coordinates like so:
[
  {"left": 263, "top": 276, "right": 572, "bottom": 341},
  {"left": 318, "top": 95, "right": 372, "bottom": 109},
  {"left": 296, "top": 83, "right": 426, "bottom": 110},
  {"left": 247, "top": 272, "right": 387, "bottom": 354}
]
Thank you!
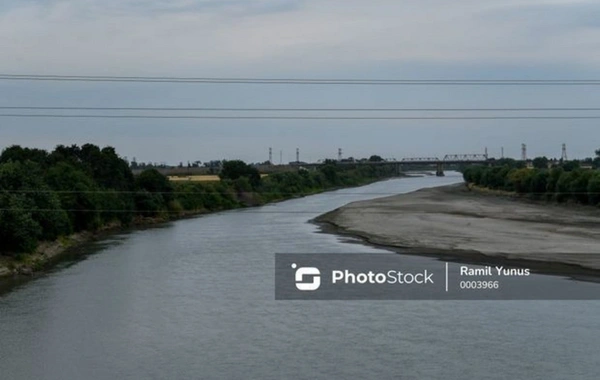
[
  {"left": 167, "top": 175, "right": 221, "bottom": 182},
  {"left": 168, "top": 174, "right": 269, "bottom": 182}
]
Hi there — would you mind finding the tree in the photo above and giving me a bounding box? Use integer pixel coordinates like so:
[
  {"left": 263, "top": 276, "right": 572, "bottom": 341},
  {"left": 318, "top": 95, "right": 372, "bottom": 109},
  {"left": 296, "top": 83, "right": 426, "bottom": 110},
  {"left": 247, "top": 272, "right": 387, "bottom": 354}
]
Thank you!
[
  {"left": 532, "top": 156, "right": 549, "bottom": 169},
  {"left": 587, "top": 172, "right": 600, "bottom": 205},
  {"left": 0, "top": 193, "right": 42, "bottom": 254},
  {"left": 368, "top": 155, "right": 384, "bottom": 162},
  {"left": 319, "top": 164, "right": 338, "bottom": 185},
  {"left": 0, "top": 160, "right": 70, "bottom": 253},
  {"left": 561, "top": 160, "right": 580, "bottom": 172},
  {"left": 45, "top": 162, "right": 101, "bottom": 231},
  {"left": 219, "top": 160, "right": 261, "bottom": 188},
  {"left": 0, "top": 145, "right": 49, "bottom": 166},
  {"left": 569, "top": 170, "right": 594, "bottom": 204},
  {"left": 495, "top": 158, "right": 523, "bottom": 169},
  {"left": 507, "top": 168, "right": 534, "bottom": 194},
  {"left": 555, "top": 171, "right": 578, "bottom": 202},
  {"left": 481, "top": 166, "right": 511, "bottom": 190},
  {"left": 529, "top": 170, "right": 549, "bottom": 198},
  {"left": 135, "top": 169, "right": 174, "bottom": 215}
]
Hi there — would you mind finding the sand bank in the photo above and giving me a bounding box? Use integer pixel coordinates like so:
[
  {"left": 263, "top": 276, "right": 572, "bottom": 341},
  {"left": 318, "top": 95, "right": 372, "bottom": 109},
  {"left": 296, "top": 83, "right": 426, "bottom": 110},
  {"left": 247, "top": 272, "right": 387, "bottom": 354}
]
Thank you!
[{"left": 316, "top": 184, "right": 600, "bottom": 272}]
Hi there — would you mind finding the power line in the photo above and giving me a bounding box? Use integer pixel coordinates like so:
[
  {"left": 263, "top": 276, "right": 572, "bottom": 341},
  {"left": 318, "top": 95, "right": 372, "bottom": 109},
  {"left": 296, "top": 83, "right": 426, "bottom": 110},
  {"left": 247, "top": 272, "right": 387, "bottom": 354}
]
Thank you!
[
  {"left": 0, "top": 208, "right": 410, "bottom": 213},
  {"left": 2, "top": 74, "right": 600, "bottom": 85},
  {"left": 2, "top": 106, "right": 600, "bottom": 112},
  {"left": 1, "top": 202, "right": 598, "bottom": 213},
  {"left": 3, "top": 114, "right": 600, "bottom": 120},
  {"left": 1, "top": 191, "right": 598, "bottom": 195},
  {"left": 0, "top": 190, "right": 433, "bottom": 195}
]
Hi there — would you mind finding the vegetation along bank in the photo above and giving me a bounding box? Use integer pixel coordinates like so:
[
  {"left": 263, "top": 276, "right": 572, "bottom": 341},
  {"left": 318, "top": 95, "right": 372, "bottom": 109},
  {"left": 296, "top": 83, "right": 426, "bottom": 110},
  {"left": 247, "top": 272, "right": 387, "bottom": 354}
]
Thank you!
[{"left": 0, "top": 144, "right": 399, "bottom": 276}]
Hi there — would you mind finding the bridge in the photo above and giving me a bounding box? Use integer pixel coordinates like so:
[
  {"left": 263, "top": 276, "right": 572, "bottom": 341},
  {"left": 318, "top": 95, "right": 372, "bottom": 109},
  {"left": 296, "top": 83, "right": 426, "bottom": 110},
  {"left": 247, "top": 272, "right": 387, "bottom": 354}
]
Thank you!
[
  {"left": 146, "top": 153, "right": 489, "bottom": 177},
  {"left": 289, "top": 153, "right": 489, "bottom": 176},
  {"left": 397, "top": 154, "right": 489, "bottom": 176},
  {"left": 324, "top": 153, "right": 488, "bottom": 176}
]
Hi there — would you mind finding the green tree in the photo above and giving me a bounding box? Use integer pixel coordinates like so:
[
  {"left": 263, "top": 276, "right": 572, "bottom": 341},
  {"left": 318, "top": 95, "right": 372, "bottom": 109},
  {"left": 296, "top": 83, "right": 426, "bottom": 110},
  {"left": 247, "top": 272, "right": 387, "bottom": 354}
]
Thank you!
[
  {"left": 219, "top": 160, "right": 261, "bottom": 188},
  {"left": 546, "top": 167, "right": 564, "bottom": 195},
  {"left": 587, "top": 172, "right": 600, "bottom": 205},
  {"left": 561, "top": 160, "right": 580, "bottom": 172},
  {"left": 0, "top": 194, "right": 42, "bottom": 254},
  {"left": 0, "top": 160, "right": 70, "bottom": 253},
  {"left": 593, "top": 149, "right": 600, "bottom": 169},
  {"left": 568, "top": 170, "right": 594, "bottom": 204},
  {"left": 529, "top": 170, "right": 549, "bottom": 198},
  {"left": 0, "top": 145, "right": 49, "bottom": 166},
  {"left": 45, "top": 162, "right": 101, "bottom": 231},
  {"left": 532, "top": 156, "right": 549, "bottom": 169},
  {"left": 555, "top": 171, "right": 578, "bottom": 202},
  {"left": 134, "top": 169, "right": 174, "bottom": 216},
  {"left": 319, "top": 164, "right": 338, "bottom": 185},
  {"left": 507, "top": 168, "right": 534, "bottom": 194}
]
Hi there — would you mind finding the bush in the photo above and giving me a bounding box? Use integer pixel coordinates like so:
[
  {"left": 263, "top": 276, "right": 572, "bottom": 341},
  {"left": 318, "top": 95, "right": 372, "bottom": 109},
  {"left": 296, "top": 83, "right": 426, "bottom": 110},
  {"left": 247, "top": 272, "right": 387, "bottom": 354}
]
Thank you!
[
  {"left": 587, "top": 172, "right": 600, "bottom": 206},
  {"left": 220, "top": 160, "right": 261, "bottom": 189},
  {"left": 569, "top": 170, "right": 594, "bottom": 204},
  {"left": 507, "top": 168, "right": 534, "bottom": 194}
]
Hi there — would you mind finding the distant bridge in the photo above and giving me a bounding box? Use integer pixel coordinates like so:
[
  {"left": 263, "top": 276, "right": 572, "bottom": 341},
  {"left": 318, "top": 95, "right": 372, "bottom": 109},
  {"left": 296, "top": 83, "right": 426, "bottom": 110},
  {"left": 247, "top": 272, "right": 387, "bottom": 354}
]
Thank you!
[
  {"left": 297, "top": 153, "right": 489, "bottom": 176},
  {"left": 398, "top": 154, "right": 488, "bottom": 175},
  {"left": 400, "top": 154, "right": 488, "bottom": 164},
  {"left": 149, "top": 153, "right": 489, "bottom": 177}
]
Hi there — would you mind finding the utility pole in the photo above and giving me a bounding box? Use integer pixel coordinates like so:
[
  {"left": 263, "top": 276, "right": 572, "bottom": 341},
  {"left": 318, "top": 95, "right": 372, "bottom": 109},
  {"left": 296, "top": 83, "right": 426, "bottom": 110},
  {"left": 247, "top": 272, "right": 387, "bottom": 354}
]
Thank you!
[
  {"left": 279, "top": 150, "right": 282, "bottom": 165},
  {"left": 296, "top": 148, "right": 300, "bottom": 163},
  {"left": 269, "top": 147, "right": 272, "bottom": 164},
  {"left": 561, "top": 143, "right": 568, "bottom": 161},
  {"left": 521, "top": 144, "right": 527, "bottom": 161},
  {"left": 484, "top": 147, "right": 488, "bottom": 159},
  {"left": 338, "top": 148, "right": 342, "bottom": 161},
  {"left": 501, "top": 147, "right": 504, "bottom": 159}
]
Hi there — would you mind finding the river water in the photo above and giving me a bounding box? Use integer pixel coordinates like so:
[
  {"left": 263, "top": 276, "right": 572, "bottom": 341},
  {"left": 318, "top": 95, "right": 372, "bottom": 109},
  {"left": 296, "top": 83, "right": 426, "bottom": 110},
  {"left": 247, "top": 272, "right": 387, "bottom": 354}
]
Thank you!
[{"left": 0, "top": 173, "right": 598, "bottom": 380}]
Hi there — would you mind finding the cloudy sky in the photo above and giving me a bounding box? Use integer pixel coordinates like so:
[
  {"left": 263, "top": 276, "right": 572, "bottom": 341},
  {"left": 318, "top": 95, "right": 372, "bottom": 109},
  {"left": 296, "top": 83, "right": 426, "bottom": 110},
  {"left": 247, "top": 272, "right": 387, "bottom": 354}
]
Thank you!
[{"left": 1, "top": 0, "right": 600, "bottom": 164}]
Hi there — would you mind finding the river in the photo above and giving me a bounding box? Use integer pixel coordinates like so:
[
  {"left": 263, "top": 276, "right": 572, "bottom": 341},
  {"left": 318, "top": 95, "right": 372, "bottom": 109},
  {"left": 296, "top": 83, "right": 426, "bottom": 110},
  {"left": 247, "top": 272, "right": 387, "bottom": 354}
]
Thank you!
[{"left": 0, "top": 172, "right": 598, "bottom": 379}]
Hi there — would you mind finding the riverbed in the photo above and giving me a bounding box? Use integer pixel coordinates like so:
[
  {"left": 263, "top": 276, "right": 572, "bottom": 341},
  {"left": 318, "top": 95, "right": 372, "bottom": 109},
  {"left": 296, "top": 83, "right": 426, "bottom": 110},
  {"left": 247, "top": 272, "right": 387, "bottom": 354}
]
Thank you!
[
  {"left": 0, "top": 172, "right": 599, "bottom": 380},
  {"left": 316, "top": 182, "right": 600, "bottom": 272}
]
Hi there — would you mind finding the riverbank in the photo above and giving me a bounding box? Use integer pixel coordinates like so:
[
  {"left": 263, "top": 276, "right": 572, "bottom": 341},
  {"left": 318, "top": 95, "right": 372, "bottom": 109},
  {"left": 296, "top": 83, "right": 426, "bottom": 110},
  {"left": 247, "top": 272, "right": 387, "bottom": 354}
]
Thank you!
[
  {"left": 0, "top": 174, "right": 403, "bottom": 279},
  {"left": 315, "top": 183, "right": 600, "bottom": 274},
  {"left": 0, "top": 214, "right": 204, "bottom": 278}
]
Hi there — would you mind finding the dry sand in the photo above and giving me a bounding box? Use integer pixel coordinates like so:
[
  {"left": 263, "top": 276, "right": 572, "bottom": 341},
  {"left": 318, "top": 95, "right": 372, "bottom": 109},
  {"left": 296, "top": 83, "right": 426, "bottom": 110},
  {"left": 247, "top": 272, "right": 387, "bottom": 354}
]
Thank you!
[{"left": 316, "top": 184, "right": 600, "bottom": 272}]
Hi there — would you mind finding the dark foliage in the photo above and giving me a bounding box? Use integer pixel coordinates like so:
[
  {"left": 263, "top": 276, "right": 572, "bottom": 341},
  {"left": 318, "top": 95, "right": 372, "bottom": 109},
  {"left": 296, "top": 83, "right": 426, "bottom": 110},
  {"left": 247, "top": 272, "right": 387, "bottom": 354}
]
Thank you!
[
  {"left": 1, "top": 145, "right": 398, "bottom": 255},
  {"left": 463, "top": 156, "right": 600, "bottom": 206}
]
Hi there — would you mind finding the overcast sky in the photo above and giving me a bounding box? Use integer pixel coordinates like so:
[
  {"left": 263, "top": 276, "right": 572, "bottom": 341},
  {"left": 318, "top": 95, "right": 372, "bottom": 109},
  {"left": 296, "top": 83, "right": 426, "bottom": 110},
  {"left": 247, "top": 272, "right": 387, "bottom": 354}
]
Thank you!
[{"left": 1, "top": 0, "right": 600, "bottom": 164}]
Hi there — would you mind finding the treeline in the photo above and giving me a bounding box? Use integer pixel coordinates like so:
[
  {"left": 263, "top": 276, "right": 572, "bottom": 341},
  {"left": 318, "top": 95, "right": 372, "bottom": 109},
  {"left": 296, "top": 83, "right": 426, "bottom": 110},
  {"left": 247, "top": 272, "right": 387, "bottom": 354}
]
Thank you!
[
  {"left": 172, "top": 160, "right": 397, "bottom": 213},
  {"left": 0, "top": 145, "right": 397, "bottom": 255},
  {"left": 463, "top": 157, "right": 600, "bottom": 206}
]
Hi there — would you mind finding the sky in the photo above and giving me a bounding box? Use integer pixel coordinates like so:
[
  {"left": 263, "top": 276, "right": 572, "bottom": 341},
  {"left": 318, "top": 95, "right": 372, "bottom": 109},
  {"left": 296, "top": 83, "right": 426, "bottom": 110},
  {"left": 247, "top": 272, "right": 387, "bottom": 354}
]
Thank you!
[{"left": 1, "top": 0, "right": 600, "bottom": 164}]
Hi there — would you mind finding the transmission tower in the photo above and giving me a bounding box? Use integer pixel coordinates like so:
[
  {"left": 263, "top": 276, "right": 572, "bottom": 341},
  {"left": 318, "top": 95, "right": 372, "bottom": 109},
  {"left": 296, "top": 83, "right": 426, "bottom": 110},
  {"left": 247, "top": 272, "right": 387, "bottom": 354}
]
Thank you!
[
  {"left": 501, "top": 147, "right": 504, "bottom": 159},
  {"left": 269, "top": 147, "right": 272, "bottom": 164},
  {"left": 521, "top": 144, "right": 527, "bottom": 161},
  {"left": 484, "top": 147, "right": 488, "bottom": 159},
  {"left": 296, "top": 148, "right": 300, "bottom": 163},
  {"left": 561, "top": 143, "right": 568, "bottom": 161},
  {"left": 338, "top": 148, "right": 342, "bottom": 161}
]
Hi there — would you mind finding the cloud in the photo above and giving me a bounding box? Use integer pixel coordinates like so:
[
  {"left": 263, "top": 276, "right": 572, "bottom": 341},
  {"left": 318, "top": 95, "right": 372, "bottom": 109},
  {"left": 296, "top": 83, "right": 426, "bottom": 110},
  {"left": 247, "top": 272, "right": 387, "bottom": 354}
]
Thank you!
[{"left": 1, "top": 0, "right": 600, "bottom": 75}]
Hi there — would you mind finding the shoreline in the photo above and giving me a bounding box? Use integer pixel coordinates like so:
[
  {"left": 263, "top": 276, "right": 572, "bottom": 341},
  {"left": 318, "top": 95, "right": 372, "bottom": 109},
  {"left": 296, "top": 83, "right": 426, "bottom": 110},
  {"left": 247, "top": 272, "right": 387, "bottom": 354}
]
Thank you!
[
  {"left": 0, "top": 175, "right": 401, "bottom": 280},
  {"left": 0, "top": 210, "right": 211, "bottom": 279},
  {"left": 314, "top": 183, "right": 600, "bottom": 278}
]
